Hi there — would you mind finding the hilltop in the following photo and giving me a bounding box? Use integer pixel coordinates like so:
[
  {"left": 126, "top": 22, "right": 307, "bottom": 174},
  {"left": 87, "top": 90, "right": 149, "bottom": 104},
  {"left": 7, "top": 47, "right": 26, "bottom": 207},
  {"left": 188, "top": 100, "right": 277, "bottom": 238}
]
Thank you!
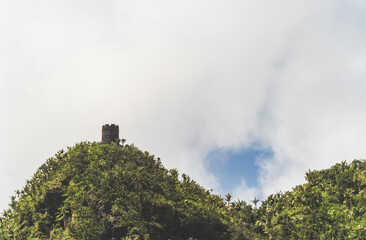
[
  {"left": 1, "top": 140, "right": 366, "bottom": 239},
  {"left": 0, "top": 142, "right": 229, "bottom": 239}
]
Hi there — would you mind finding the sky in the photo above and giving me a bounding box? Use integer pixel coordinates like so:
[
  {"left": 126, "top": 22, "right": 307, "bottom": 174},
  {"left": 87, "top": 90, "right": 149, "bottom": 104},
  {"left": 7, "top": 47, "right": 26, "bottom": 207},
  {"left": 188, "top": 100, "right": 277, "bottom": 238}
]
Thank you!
[{"left": 1, "top": 0, "right": 366, "bottom": 211}]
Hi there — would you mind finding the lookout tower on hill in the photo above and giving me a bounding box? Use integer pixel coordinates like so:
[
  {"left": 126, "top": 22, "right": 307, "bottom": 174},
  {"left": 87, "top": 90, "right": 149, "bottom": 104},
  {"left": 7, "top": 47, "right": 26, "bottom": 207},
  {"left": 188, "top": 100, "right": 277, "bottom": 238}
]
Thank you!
[{"left": 102, "top": 124, "right": 119, "bottom": 144}]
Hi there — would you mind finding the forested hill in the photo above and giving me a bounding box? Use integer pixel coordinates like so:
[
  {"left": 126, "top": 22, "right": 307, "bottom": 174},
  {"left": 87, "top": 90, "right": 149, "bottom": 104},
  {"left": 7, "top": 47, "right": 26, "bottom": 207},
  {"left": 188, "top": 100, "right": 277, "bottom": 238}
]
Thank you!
[
  {"left": 255, "top": 160, "right": 366, "bottom": 239},
  {"left": 1, "top": 141, "right": 366, "bottom": 239},
  {"left": 0, "top": 142, "right": 229, "bottom": 239}
]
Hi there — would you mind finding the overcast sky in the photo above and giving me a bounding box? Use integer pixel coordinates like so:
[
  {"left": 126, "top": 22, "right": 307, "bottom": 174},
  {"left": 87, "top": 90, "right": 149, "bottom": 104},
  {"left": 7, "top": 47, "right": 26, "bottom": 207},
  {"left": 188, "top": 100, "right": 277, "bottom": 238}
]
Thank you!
[{"left": 1, "top": 0, "right": 366, "bottom": 211}]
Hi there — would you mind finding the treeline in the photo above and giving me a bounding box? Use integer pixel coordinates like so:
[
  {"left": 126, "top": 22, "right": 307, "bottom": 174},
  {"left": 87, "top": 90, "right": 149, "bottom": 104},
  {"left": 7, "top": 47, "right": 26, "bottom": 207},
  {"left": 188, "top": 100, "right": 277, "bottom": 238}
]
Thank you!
[
  {"left": 254, "top": 160, "right": 366, "bottom": 239},
  {"left": 0, "top": 141, "right": 365, "bottom": 239}
]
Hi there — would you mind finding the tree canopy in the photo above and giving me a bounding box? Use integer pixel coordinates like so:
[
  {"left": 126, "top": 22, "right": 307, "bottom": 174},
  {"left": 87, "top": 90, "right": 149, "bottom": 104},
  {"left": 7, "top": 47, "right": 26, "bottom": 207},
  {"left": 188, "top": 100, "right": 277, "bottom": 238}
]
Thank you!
[{"left": 1, "top": 141, "right": 366, "bottom": 239}]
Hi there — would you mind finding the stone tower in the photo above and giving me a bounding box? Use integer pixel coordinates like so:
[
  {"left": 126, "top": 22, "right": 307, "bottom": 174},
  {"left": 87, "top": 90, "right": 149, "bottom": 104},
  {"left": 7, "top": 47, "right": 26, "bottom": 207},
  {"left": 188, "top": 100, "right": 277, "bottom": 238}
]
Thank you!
[{"left": 102, "top": 124, "right": 119, "bottom": 144}]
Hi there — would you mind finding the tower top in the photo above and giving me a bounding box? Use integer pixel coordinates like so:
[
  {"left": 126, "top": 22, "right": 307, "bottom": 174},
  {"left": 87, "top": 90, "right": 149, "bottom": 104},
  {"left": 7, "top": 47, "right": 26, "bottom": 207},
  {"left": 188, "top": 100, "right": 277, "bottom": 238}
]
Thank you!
[{"left": 102, "top": 124, "right": 119, "bottom": 144}]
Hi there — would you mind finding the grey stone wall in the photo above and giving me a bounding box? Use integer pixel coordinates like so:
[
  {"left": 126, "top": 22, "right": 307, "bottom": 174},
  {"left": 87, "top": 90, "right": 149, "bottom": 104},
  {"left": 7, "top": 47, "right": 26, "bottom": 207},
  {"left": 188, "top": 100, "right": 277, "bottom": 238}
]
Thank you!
[{"left": 102, "top": 124, "right": 119, "bottom": 144}]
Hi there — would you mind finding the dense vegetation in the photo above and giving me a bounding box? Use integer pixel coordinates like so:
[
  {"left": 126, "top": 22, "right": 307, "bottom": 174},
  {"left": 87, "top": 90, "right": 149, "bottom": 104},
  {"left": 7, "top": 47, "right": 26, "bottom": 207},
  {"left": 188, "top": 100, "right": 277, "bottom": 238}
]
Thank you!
[
  {"left": 1, "top": 141, "right": 366, "bottom": 239},
  {"left": 255, "top": 160, "right": 366, "bottom": 239}
]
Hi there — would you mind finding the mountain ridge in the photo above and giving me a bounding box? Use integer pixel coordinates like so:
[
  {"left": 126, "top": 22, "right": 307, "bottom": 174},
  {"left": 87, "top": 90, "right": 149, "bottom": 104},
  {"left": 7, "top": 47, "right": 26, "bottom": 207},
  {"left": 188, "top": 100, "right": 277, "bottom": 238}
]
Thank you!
[{"left": 1, "top": 140, "right": 366, "bottom": 239}]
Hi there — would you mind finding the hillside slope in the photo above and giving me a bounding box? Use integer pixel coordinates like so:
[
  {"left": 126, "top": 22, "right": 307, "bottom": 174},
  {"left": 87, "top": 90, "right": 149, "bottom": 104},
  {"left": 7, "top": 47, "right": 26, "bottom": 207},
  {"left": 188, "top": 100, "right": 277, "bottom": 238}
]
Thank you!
[
  {"left": 0, "top": 142, "right": 229, "bottom": 240},
  {"left": 1, "top": 141, "right": 366, "bottom": 239},
  {"left": 253, "top": 160, "right": 366, "bottom": 239}
]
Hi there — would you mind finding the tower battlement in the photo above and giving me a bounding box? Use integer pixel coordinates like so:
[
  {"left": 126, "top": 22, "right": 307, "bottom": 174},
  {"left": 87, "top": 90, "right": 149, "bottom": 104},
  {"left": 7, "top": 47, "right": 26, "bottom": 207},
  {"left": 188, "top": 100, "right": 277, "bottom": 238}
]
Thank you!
[{"left": 102, "top": 124, "right": 119, "bottom": 144}]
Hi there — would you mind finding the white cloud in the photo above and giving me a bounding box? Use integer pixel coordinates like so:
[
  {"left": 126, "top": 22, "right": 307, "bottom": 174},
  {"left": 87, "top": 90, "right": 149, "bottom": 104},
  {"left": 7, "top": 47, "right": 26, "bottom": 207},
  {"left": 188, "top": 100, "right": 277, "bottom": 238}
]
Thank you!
[
  {"left": 1, "top": 0, "right": 366, "bottom": 211},
  {"left": 232, "top": 178, "right": 260, "bottom": 205},
  {"left": 254, "top": 2, "right": 366, "bottom": 196}
]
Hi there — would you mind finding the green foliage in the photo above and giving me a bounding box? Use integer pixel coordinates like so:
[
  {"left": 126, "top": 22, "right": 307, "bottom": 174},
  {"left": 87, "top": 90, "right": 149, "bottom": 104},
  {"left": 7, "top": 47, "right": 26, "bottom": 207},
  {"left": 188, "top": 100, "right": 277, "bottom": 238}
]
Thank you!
[
  {"left": 0, "top": 142, "right": 229, "bottom": 240},
  {"left": 254, "top": 160, "right": 366, "bottom": 239},
  {"left": 1, "top": 141, "right": 366, "bottom": 239}
]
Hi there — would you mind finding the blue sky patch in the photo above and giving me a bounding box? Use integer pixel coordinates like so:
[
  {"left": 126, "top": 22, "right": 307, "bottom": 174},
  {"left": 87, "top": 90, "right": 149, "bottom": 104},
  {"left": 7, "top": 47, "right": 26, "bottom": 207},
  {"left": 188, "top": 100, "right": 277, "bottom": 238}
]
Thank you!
[{"left": 206, "top": 145, "right": 274, "bottom": 194}]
